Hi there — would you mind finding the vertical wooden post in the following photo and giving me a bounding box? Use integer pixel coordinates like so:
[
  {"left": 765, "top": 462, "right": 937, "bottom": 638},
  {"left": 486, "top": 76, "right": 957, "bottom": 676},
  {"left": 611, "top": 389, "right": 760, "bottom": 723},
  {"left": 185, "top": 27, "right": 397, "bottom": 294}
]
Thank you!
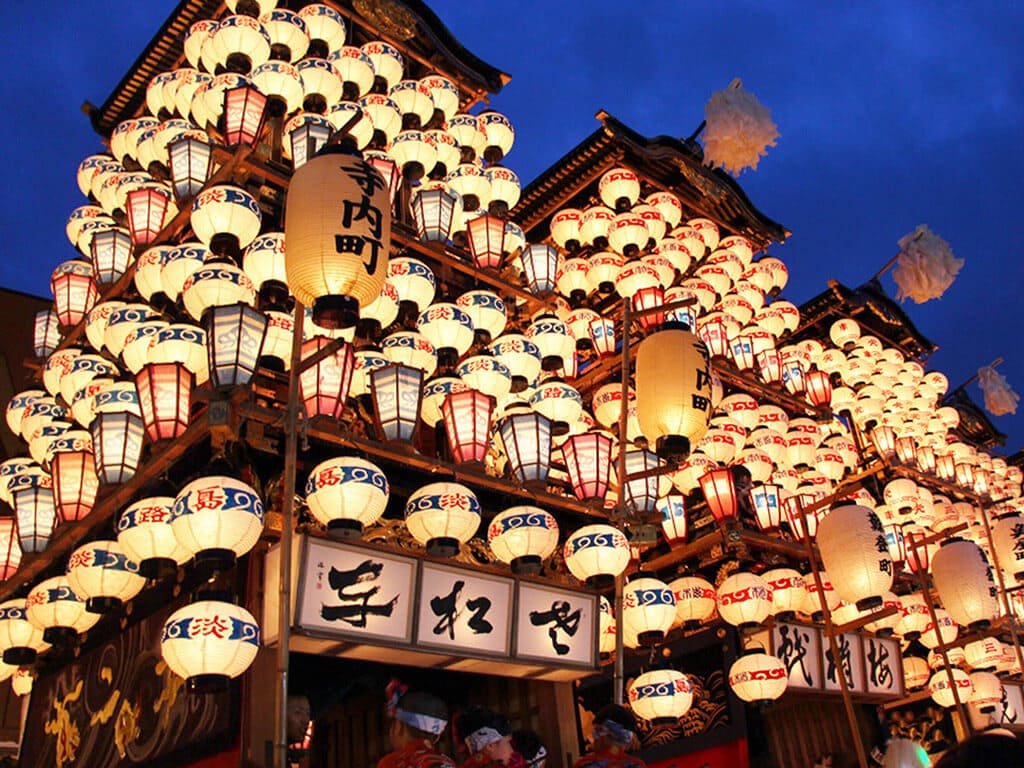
[{"left": 613, "top": 300, "right": 632, "bottom": 706}]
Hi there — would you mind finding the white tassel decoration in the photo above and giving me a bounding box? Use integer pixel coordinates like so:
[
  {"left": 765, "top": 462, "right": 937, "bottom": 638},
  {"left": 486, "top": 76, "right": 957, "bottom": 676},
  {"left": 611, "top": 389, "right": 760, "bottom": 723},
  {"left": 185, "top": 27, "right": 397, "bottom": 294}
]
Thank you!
[
  {"left": 702, "top": 79, "right": 779, "bottom": 177},
  {"left": 892, "top": 225, "right": 963, "bottom": 304},
  {"left": 979, "top": 366, "right": 1019, "bottom": 416}
]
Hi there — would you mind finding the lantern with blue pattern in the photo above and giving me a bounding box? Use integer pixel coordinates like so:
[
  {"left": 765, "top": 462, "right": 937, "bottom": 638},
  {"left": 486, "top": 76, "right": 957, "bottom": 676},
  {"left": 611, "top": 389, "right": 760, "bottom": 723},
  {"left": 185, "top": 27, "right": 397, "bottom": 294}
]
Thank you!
[
  {"left": 50, "top": 431, "right": 99, "bottom": 523},
  {"left": 305, "top": 456, "right": 389, "bottom": 540},
  {"left": 487, "top": 506, "right": 558, "bottom": 575},
  {"left": 0, "top": 599, "right": 49, "bottom": 665},
  {"left": 26, "top": 576, "right": 99, "bottom": 645},
  {"left": 182, "top": 263, "right": 258, "bottom": 323},
  {"left": 300, "top": 337, "right": 355, "bottom": 420},
  {"left": 66, "top": 540, "right": 145, "bottom": 614},
  {"left": 520, "top": 244, "right": 561, "bottom": 297},
  {"left": 51, "top": 260, "right": 98, "bottom": 328},
  {"left": 206, "top": 303, "right": 268, "bottom": 389},
  {"left": 405, "top": 481, "right": 480, "bottom": 558},
  {"left": 190, "top": 185, "right": 262, "bottom": 264},
  {"left": 117, "top": 496, "right": 190, "bottom": 580},
  {"left": 91, "top": 381, "right": 146, "bottom": 485},
  {"left": 623, "top": 575, "right": 677, "bottom": 648},
  {"left": 629, "top": 669, "right": 694, "bottom": 724},
  {"left": 161, "top": 599, "right": 260, "bottom": 694},
  {"left": 563, "top": 524, "right": 630, "bottom": 589},
  {"left": 499, "top": 411, "right": 552, "bottom": 489},
  {"left": 171, "top": 476, "right": 265, "bottom": 571},
  {"left": 10, "top": 467, "right": 55, "bottom": 555},
  {"left": 369, "top": 363, "right": 423, "bottom": 442},
  {"left": 658, "top": 493, "right": 688, "bottom": 543}
]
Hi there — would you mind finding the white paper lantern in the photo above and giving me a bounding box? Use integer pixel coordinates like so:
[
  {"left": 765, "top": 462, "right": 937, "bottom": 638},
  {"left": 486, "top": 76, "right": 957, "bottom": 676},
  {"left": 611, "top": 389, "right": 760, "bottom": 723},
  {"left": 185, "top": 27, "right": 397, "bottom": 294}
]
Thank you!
[
  {"left": 903, "top": 655, "right": 930, "bottom": 690},
  {"left": 26, "top": 575, "right": 99, "bottom": 644},
  {"left": 729, "top": 649, "right": 787, "bottom": 704},
  {"left": 405, "top": 482, "right": 480, "bottom": 558},
  {"left": 895, "top": 593, "right": 931, "bottom": 641},
  {"left": 161, "top": 598, "right": 260, "bottom": 693},
  {"left": 762, "top": 569, "right": 805, "bottom": 618},
  {"left": 563, "top": 524, "right": 630, "bottom": 588},
  {"left": 992, "top": 513, "right": 1024, "bottom": 583},
  {"left": 171, "top": 476, "right": 265, "bottom": 569},
  {"left": 116, "top": 496, "right": 190, "bottom": 579},
  {"left": 668, "top": 576, "right": 716, "bottom": 628},
  {"left": 816, "top": 504, "right": 893, "bottom": 611},
  {"left": 599, "top": 596, "right": 616, "bottom": 655},
  {"left": 628, "top": 669, "right": 693, "bottom": 723},
  {"left": 0, "top": 600, "right": 49, "bottom": 664},
  {"left": 305, "top": 457, "right": 389, "bottom": 539},
  {"left": 964, "top": 637, "right": 1005, "bottom": 671},
  {"left": 931, "top": 538, "right": 998, "bottom": 631},
  {"left": 717, "top": 572, "right": 772, "bottom": 629},
  {"left": 66, "top": 540, "right": 145, "bottom": 613},
  {"left": 968, "top": 671, "right": 1004, "bottom": 715},
  {"left": 928, "top": 667, "right": 973, "bottom": 708},
  {"left": 918, "top": 608, "right": 958, "bottom": 650},
  {"left": 622, "top": 576, "right": 676, "bottom": 648},
  {"left": 487, "top": 506, "right": 558, "bottom": 575}
]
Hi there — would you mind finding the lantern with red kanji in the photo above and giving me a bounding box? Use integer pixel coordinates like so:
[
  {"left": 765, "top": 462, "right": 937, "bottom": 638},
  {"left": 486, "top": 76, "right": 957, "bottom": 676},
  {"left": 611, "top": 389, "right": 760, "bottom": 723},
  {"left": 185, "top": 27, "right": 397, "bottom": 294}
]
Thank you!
[
  {"left": 305, "top": 457, "right": 389, "bottom": 540},
  {"left": 161, "top": 598, "right": 260, "bottom": 694}
]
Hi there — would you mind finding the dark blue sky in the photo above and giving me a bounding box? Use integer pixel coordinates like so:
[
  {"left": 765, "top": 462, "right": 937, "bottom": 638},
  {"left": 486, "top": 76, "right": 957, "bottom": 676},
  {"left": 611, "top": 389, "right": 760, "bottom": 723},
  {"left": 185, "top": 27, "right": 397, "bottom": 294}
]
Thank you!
[{"left": 1, "top": 1, "right": 1022, "bottom": 453}]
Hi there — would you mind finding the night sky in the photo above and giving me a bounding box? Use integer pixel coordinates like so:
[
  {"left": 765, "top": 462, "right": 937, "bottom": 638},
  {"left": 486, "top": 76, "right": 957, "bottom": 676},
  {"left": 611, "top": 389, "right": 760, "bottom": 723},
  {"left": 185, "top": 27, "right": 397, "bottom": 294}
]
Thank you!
[{"left": 1, "top": 1, "right": 1022, "bottom": 453}]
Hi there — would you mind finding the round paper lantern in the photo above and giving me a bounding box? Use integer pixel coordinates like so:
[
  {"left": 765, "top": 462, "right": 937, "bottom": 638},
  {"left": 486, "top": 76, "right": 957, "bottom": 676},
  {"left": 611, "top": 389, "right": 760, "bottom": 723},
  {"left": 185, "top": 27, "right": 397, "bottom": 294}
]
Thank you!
[
  {"left": 628, "top": 670, "right": 693, "bottom": 724},
  {"left": 802, "top": 572, "right": 840, "bottom": 620},
  {"left": 26, "top": 576, "right": 99, "bottom": 644},
  {"left": 964, "top": 637, "right": 1005, "bottom": 671},
  {"left": 919, "top": 608, "right": 958, "bottom": 650},
  {"left": 487, "top": 506, "right": 558, "bottom": 575},
  {"left": 622, "top": 576, "right": 676, "bottom": 647},
  {"left": 0, "top": 600, "right": 48, "bottom": 664},
  {"left": 883, "top": 478, "right": 919, "bottom": 516},
  {"left": 635, "top": 327, "right": 712, "bottom": 461},
  {"left": 903, "top": 655, "right": 930, "bottom": 690},
  {"left": 816, "top": 504, "right": 893, "bottom": 610},
  {"left": 931, "top": 538, "right": 998, "bottom": 631},
  {"left": 117, "top": 496, "right": 190, "bottom": 579},
  {"left": 729, "top": 649, "right": 787, "bottom": 704},
  {"left": 717, "top": 572, "right": 772, "bottom": 629},
  {"left": 929, "top": 667, "right": 973, "bottom": 708},
  {"left": 865, "top": 591, "right": 902, "bottom": 636},
  {"left": 305, "top": 456, "right": 389, "bottom": 539},
  {"left": 171, "top": 476, "right": 265, "bottom": 570},
  {"left": 161, "top": 598, "right": 260, "bottom": 693},
  {"left": 405, "top": 482, "right": 480, "bottom": 558},
  {"left": 762, "top": 569, "right": 805, "bottom": 619},
  {"left": 599, "top": 168, "right": 640, "bottom": 211},
  {"left": 66, "top": 540, "right": 145, "bottom": 613},
  {"left": 285, "top": 149, "right": 391, "bottom": 328},
  {"left": 669, "top": 576, "right": 716, "bottom": 628},
  {"left": 563, "top": 524, "right": 630, "bottom": 588},
  {"left": 968, "top": 671, "right": 1004, "bottom": 715},
  {"left": 896, "top": 593, "right": 932, "bottom": 641}
]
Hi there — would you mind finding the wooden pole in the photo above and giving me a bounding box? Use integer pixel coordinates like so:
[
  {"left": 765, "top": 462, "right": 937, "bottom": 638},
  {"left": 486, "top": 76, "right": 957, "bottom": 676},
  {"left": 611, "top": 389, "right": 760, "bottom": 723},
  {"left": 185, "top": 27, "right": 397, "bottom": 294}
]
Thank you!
[
  {"left": 613, "top": 299, "right": 632, "bottom": 706},
  {"left": 794, "top": 497, "right": 869, "bottom": 768},
  {"left": 276, "top": 300, "right": 305, "bottom": 768}
]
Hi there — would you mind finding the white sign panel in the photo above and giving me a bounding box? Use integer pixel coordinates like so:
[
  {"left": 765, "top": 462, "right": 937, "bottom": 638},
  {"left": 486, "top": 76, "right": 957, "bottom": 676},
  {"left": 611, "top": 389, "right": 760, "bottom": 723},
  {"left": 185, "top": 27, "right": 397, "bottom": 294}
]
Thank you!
[
  {"left": 515, "top": 583, "right": 597, "bottom": 667},
  {"left": 772, "top": 622, "right": 822, "bottom": 690},
  {"left": 862, "top": 636, "right": 901, "bottom": 696},
  {"left": 825, "top": 632, "right": 864, "bottom": 693},
  {"left": 297, "top": 538, "right": 417, "bottom": 644},
  {"left": 415, "top": 562, "right": 513, "bottom": 657},
  {"left": 1002, "top": 682, "right": 1024, "bottom": 728}
]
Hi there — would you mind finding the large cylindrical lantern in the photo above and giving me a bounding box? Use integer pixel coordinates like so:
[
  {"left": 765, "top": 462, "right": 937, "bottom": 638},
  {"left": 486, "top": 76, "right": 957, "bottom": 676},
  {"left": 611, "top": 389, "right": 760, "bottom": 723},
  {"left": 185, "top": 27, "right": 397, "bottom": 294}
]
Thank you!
[
  {"left": 26, "top": 575, "right": 100, "bottom": 644},
  {"left": 487, "top": 506, "right": 558, "bottom": 575},
  {"left": 623, "top": 576, "right": 676, "bottom": 647},
  {"left": 635, "top": 327, "right": 712, "bottom": 461},
  {"left": 161, "top": 599, "right": 260, "bottom": 693},
  {"left": 136, "top": 362, "right": 193, "bottom": 441},
  {"left": 669, "top": 576, "right": 716, "bottom": 628},
  {"left": 561, "top": 431, "right": 613, "bottom": 502},
  {"left": 171, "top": 476, "right": 265, "bottom": 571},
  {"left": 66, "top": 540, "right": 145, "bottom": 613},
  {"left": 284, "top": 149, "right": 391, "bottom": 328},
  {"left": 628, "top": 670, "right": 693, "bottom": 724},
  {"left": 728, "top": 649, "right": 787, "bottom": 705},
  {"left": 816, "top": 504, "right": 893, "bottom": 611},
  {"left": 305, "top": 456, "right": 389, "bottom": 540},
  {"left": 929, "top": 668, "right": 973, "bottom": 708},
  {"left": 0, "top": 600, "right": 48, "bottom": 664},
  {"left": 300, "top": 337, "right": 355, "bottom": 420},
  {"left": 563, "top": 524, "right": 629, "bottom": 589},
  {"left": 405, "top": 482, "right": 480, "bottom": 558},
  {"left": 931, "top": 538, "right": 998, "bottom": 631},
  {"left": 717, "top": 572, "right": 773, "bottom": 629},
  {"left": 499, "top": 412, "right": 552, "bottom": 489},
  {"left": 116, "top": 496, "right": 190, "bottom": 579}
]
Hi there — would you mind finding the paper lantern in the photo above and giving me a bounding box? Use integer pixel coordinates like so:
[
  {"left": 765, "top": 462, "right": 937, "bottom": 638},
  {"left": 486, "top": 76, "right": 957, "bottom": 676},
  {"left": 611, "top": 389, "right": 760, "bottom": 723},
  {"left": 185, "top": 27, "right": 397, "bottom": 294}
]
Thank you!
[
  {"left": 968, "top": 671, "right": 1003, "bottom": 716},
  {"left": 26, "top": 576, "right": 99, "bottom": 644},
  {"left": 9, "top": 468, "right": 56, "bottom": 555},
  {"left": 66, "top": 540, "right": 145, "bottom": 613},
  {"left": 964, "top": 638, "right": 1004, "bottom": 671},
  {"left": 992, "top": 513, "right": 1024, "bottom": 582},
  {"left": 699, "top": 468, "right": 738, "bottom": 524},
  {"left": 669, "top": 576, "right": 716, "bottom": 628},
  {"left": 528, "top": 381, "right": 582, "bottom": 435},
  {"left": 405, "top": 482, "right": 480, "bottom": 558},
  {"left": 762, "top": 569, "right": 805, "bottom": 619},
  {"left": 168, "top": 132, "right": 214, "bottom": 200},
  {"left": 442, "top": 390, "right": 493, "bottom": 465},
  {"left": 658, "top": 494, "right": 688, "bottom": 543},
  {"left": 171, "top": 476, "right": 265, "bottom": 570},
  {"left": 929, "top": 668, "right": 973, "bottom": 708},
  {"left": 895, "top": 593, "right": 931, "bottom": 641},
  {"left": 382, "top": 331, "right": 436, "bottom": 378},
  {"left": 635, "top": 327, "right": 712, "bottom": 460},
  {"left": 135, "top": 362, "right": 192, "bottom": 442},
  {"left": 190, "top": 184, "right": 262, "bottom": 263},
  {"left": 561, "top": 431, "right": 614, "bottom": 502},
  {"left": 305, "top": 456, "right": 389, "bottom": 539},
  {"left": 802, "top": 571, "right": 840, "bottom": 620},
  {"left": 599, "top": 597, "right": 616, "bottom": 655},
  {"left": 161, "top": 599, "right": 260, "bottom": 693},
  {"left": 623, "top": 576, "right": 676, "bottom": 647},
  {"left": 0, "top": 517, "right": 21, "bottom": 581},
  {"left": 931, "top": 538, "right": 998, "bottom": 631},
  {"left": 499, "top": 412, "right": 552, "bottom": 489},
  {"left": 285, "top": 150, "right": 391, "bottom": 328},
  {"left": 816, "top": 504, "right": 893, "bottom": 611},
  {"left": 418, "top": 302, "right": 474, "bottom": 365},
  {"left": 865, "top": 591, "right": 901, "bottom": 636},
  {"left": 903, "top": 655, "right": 930, "bottom": 690},
  {"left": 487, "top": 506, "right": 558, "bottom": 575},
  {"left": 457, "top": 356, "right": 511, "bottom": 401},
  {"left": 620, "top": 449, "right": 663, "bottom": 517},
  {"left": 369, "top": 363, "right": 423, "bottom": 442},
  {"left": 299, "top": 337, "right": 355, "bottom": 420},
  {"left": 466, "top": 213, "right": 507, "bottom": 270},
  {"left": 717, "top": 572, "right": 772, "bottom": 629},
  {"left": 116, "top": 496, "right": 190, "bottom": 579},
  {"left": 0, "top": 600, "right": 48, "bottom": 665},
  {"left": 563, "top": 524, "right": 630, "bottom": 588},
  {"left": 628, "top": 670, "right": 693, "bottom": 724},
  {"left": 520, "top": 244, "right": 561, "bottom": 296},
  {"left": 750, "top": 483, "right": 783, "bottom": 531},
  {"left": 91, "top": 382, "right": 146, "bottom": 485},
  {"left": 599, "top": 167, "right": 640, "bottom": 211},
  {"left": 919, "top": 608, "right": 958, "bottom": 650},
  {"left": 51, "top": 260, "right": 98, "bottom": 327},
  {"left": 728, "top": 649, "right": 787, "bottom": 704},
  {"left": 50, "top": 432, "right": 99, "bottom": 523}
]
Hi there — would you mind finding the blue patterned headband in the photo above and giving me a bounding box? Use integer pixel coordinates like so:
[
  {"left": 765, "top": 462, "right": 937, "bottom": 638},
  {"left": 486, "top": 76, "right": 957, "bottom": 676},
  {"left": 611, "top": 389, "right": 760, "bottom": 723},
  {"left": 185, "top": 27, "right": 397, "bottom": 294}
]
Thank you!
[
  {"left": 593, "top": 718, "right": 635, "bottom": 745},
  {"left": 466, "top": 726, "right": 505, "bottom": 753},
  {"left": 395, "top": 707, "right": 448, "bottom": 736},
  {"left": 527, "top": 745, "right": 548, "bottom": 767}
]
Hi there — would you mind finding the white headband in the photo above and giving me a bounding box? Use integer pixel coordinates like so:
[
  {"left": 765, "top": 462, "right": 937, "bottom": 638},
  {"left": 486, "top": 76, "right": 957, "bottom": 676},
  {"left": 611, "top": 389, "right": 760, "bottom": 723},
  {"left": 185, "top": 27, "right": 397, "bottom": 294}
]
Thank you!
[
  {"left": 466, "top": 726, "right": 504, "bottom": 753},
  {"left": 395, "top": 707, "right": 448, "bottom": 736}
]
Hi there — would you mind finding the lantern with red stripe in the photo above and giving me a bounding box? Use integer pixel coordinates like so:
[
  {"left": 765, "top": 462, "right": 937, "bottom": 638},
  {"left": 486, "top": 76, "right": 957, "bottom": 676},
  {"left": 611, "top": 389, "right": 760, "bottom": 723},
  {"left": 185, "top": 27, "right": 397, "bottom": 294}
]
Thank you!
[
  {"left": 669, "top": 576, "right": 716, "bottom": 629},
  {"left": 0, "top": 517, "right": 20, "bottom": 581},
  {"left": 561, "top": 431, "right": 613, "bottom": 502},
  {"left": 136, "top": 362, "right": 193, "bottom": 441},
  {"left": 299, "top": 337, "right": 355, "bottom": 419},
  {"left": 756, "top": 348, "right": 782, "bottom": 384},
  {"left": 50, "top": 431, "right": 99, "bottom": 523},
  {"left": 442, "top": 390, "right": 493, "bottom": 465},
  {"left": 717, "top": 571, "right": 772, "bottom": 629},
  {"left": 929, "top": 668, "right": 973, "bottom": 708},
  {"left": 223, "top": 84, "right": 267, "bottom": 146},
  {"left": 699, "top": 467, "right": 738, "bottom": 524},
  {"left": 805, "top": 370, "right": 832, "bottom": 409},
  {"left": 763, "top": 569, "right": 806, "bottom": 620},
  {"left": 729, "top": 649, "right": 787, "bottom": 704},
  {"left": 632, "top": 287, "right": 664, "bottom": 330}
]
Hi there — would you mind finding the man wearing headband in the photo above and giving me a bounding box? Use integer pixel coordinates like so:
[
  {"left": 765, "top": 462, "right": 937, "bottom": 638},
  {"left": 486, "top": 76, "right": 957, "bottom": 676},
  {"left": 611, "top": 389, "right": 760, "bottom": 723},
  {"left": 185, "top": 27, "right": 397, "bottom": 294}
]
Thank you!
[
  {"left": 511, "top": 729, "right": 547, "bottom": 768},
  {"left": 378, "top": 690, "right": 456, "bottom": 768},
  {"left": 573, "top": 705, "right": 647, "bottom": 768},
  {"left": 457, "top": 706, "right": 515, "bottom": 768}
]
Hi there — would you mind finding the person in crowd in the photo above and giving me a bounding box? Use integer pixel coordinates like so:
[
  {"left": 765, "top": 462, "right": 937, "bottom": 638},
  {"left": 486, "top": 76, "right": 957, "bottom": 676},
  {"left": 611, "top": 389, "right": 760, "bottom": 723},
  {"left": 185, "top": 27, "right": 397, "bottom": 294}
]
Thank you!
[
  {"left": 932, "top": 732, "right": 1024, "bottom": 767},
  {"left": 510, "top": 729, "right": 547, "bottom": 768},
  {"left": 457, "top": 705, "right": 515, "bottom": 768},
  {"left": 573, "top": 704, "right": 647, "bottom": 768},
  {"left": 377, "top": 689, "right": 456, "bottom": 768}
]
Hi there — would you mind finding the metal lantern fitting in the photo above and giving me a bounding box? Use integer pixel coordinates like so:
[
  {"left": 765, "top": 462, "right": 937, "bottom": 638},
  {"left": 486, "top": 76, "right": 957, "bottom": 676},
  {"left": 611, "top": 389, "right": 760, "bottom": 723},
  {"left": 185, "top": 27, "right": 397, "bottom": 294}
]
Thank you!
[
  {"left": 223, "top": 85, "right": 268, "bottom": 146},
  {"left": 305, "top": 456, "right": 389, "bottom": 540},
  {"left": 717, "top": 572, "right": 773, "bottom": 629},
  {"left": 623, "top": 576, "right": 676, "bottom": 648},
  {"left": 699, "top": 468, "right": 738, "bottom": 524},
  {"left": 285, "top": 150, "right": 391, "bottom": 329},
  {"left": 750, "top": 482, "right": 783, "bottom": 532},
  {"left": 729, "top": 649, "right": 787, "bottom": 705},
  {"left": 0, "top": 600, "right": 48, "bottom": 665},
  {"left": 816, "top": 504, "right": 893, "bottom": 611},
  {"left": 51, "top": 261, "right": 98, "bottom": 327},
  {"left": 171, "top": 475, "right": 265, "bottom": 571},
  {"left": 168, "top": 133, "right": 213, "bottom": 200},
  {"left": 466, "top": 213, "right": 506, "bottom": 270},
  {"left": 561, "top": 431, "right": 613, "bottom": 502},
  {"left": 136, "top": 362, "right": 193, "bottom": 441},
  {"left": 126, "top": 186, "right": 171, "bottom": 246},
  {"left": 116, "top": 496, "right": 190, "bottom": 579},
  {"left": 66, "top": 540, "right": 145, "bottom": 614},
  {"left": 369, "top": 363, "right": 422, "bottom": 442},
  {"left": 499, "top": 411, "right": 552, "bottom": 489},
  {"left": 487, "top": 506, "right": 558, "bottom": 575},
  {"left": 205, "top": 303, "right": 268, "bottom": 388},
  {"left": 26, "top": 575, "right": 99, "bottom": 645},
  {"left": 563, "top": 524, "right": 630, "bottom": 589},
  {"left": 91, "top": 382, "right": 146, "bottom": 484},
  {"left": 629, "top": 670, "right": 694, "bottom": 724},
  {"left": 410, "top": 186, "right": 457, "bottom": 244},
  {"left": 404, "top": 481, "right": 481, "bottom": 558},
  {"left": 441, "top": 390, "right": 494, "bottom": 465},
  {"left": 300, "top": 337, "right": 355, "bottom": 419},
  {"left": 161, "top": 599, "right": 260, "bottom": 694}
]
